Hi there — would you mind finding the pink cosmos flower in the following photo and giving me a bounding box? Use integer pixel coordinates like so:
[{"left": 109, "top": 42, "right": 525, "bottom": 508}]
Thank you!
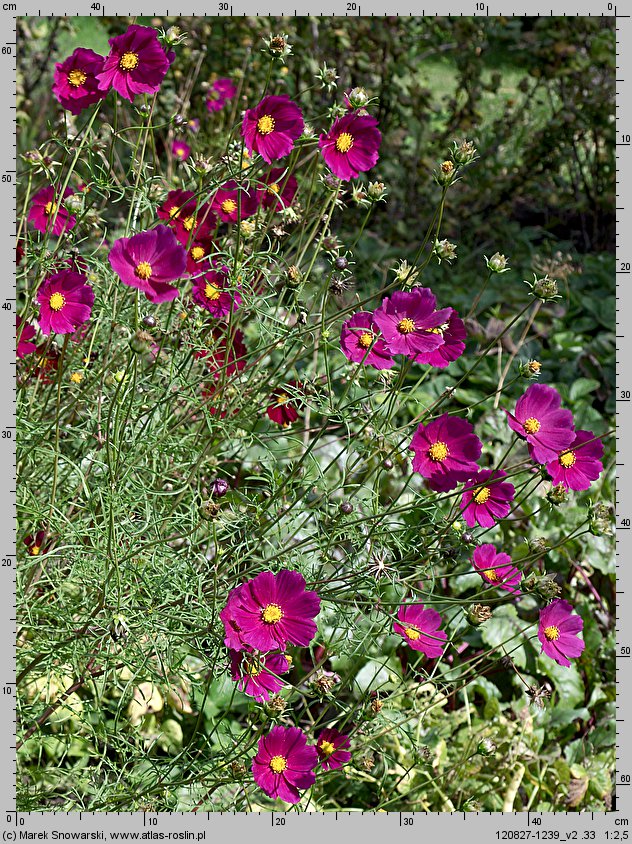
[
  {"left": 157, "top": 189, "right": 215, "bottom": 246},
  {"left": 229, "top": 649, "right": 290, "bottom": 702},
  {"left": 228, "top": 569, "right": 320, "bottom": 652},
  {"left": 414, "top": 309, "right": 467, "bottom": 369},
  {"left": 52, "top": 48, "right": 106, "bottom": 115},
  {"left": 319, "top": 112, "right": 381, "bottom": 181},
  {"left": 37, "top": 270, "right": 94, "bottom": 336},
  {"left": 191, "top": 269, "right": 241, "bottom": 318},
  {"left": 28, "top": 186, "right": 76, "bottom": 236},
  {"left": 16, "top": 316, "right": 37, "bottom": 358},
  {"left": 340, "top": 311, "right": 394, "bottom": 370},
  {"left": 546, "top": 429, "right": 604, "bottom": 491},
  {"left": 409, "top": 414, "right": 482, "bottom": 492},
  {"left": 242, "top": 95, "right": 304, "bottom": 164},
  {"left": 185, "top": 237, "right": 214, "bottom": 274},
  {"left": 538, "top": 599, "right": 585, "bottom": 667},
  {"left": 97, "top": 24, "right": 173, "bottom": 102},
  {"left": 172, "top": 140, "right": 191, "bottom": 161},
  {"left": 206, "top": 77, "right": 236, "bottom": 113},
  {"left": 220, "top": 583, "right": 246, "bottom": 649},
  {"left": 252, "top": 725, "right": 317, "bottom": 804},
  {"left": 261, "top": 168, "right": 298, "bottom": 210},
  {"left": 394, "top": 604, "right": 446, "bottom": 658},
  {"left": 472, "top": 544, "right": 521, "bottom": 594},
  {"left": 505, "top": 384, "right": 574, "bottom": 464},
  {"left": 372, "top": 288, "right": 452, "bottom": 360},
  {"left": 267, "top": 384, "right": 301, "bottom": 426},
  {"left": 211, "top": 180, "right": 260, "bottom": 223},
  {"left": 460, "top": 469, "right": 515, "bottom": 528},
  {"left": 316, "top": 728, "right": 351, "bottom": 771},
  {"left": 108, "top": 225, "right": 187, "bottom": 304}
]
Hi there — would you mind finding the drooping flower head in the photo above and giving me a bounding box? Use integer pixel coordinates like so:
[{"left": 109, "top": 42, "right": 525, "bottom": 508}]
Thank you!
[
  {"left": 97, "top": 24, "right": 173, "bottom": 102},
  {"left": 211, "top": 180, "right": 260, "bottom": 223},
  {"left": 340, "top": 311, "right": 394, "bottom": 370},
  {"left": 157, "top": 189, "right": 215, "bottom": 246},
  {"left": 242, "top": 95, "right": 304, "bottom": 164},
  {"left": 252, "top": 725, "right": 317, "bottom": 804},
  {"left": 505, "top": 384, "right": 574, "bottom": 464},
  {"left": 546, "top": 429, "right": 604, "bottom": 491},
  {"left": 414, "top": 309, "right": 467, "bottom": 369},
  {"left": 394, "top": 604, "right": 446, "bottom": 658},
  {"left": 460, "top": 469, "right": 515, "bottom": 528},
  {"left": 538, "top": 599, "right": 585, "bottom": 667},
  {"left": 372, "top": 288, "right": 452, "bottom": 360},
  {"left": 37, "top": 270, "right": 94, "bottom": 336},
  {"left": 206, "top": 77, "right": 236, "bottom": 112},
  {"left": 472, "top": 544, "right": 521, "bottom": 594},
  {"left": 319, "top": 112, "right": 381, "bottom": 181},
  {"left": 172, "top": 139, "right": 191, "bottom": 161},
  {"left": 52, "top": 48, "right": 106, "bottom": 115},
  {"left": 28, "top": 186, "right": 76, "bottom": 236},
  {"left": 108, "top": 225, "right": 187, "bottom": 303},
  {"left": 16, "top": 316, "right": 37, "bottom": 359},
  {"left": 227, "top": 569, "right": 320, "bottom": 652},
  {"left": 267, "top": 383, "right": 301, "bottom": 426},
  {"left": 191, "top": 269, "right": 241, "bottom": 319},
  {"left": 409, "top": 414, "right": 482, "bottom": 492},
  {"left": 316, "top": 728, "right": 351, "bottom": 771},
  {"left": 261, "top": 168, "right": 298, "bottom": 210},
  {"left": 229, "top": 649, "right": 290, "bottom": 702}
]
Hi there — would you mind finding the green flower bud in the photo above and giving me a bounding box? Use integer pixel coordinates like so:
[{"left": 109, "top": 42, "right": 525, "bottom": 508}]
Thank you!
[
  {"left": 477, "top": 737, "right": 497, "bottom": 757},
  {"left": 486, "top": 252, "right": 509, "bottom": 273},
  {"left": 452, "top": 139, "right": 478, "bottom": 165},
  {"left": 589, "top": 502, "right": 613, "bottom": 536}
]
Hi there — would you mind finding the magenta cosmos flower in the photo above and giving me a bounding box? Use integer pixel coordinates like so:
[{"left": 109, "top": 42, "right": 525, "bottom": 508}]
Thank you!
[
  {"left": 538, "top": 599, "right": 585, "bottom": 667},
  {"left": 52, "top": 48, "right": 106, "bottom": 115},
  {"left": 97, "top": 24, "right": 173, "bottom": 102},
  {"left": 409, "top": 414, "right": 482, "bottom": 492},
  {"left": 206, "top": 77, "right": 236, "bottom": 112},
  {"left": 460, "top": 469, "right": 515, "bottom": 528},
  {"left": 506, "top": 384, "right": 574, "bottom": 464},
  {"left": 242, "top": 95, "right": 304, "bottom": 164},
  {"left": 157, "top": 189, "right": 215, "bottom": 246},
  {"left": 16, "top": 316, "right": 37, "bottom": 359},
  {"left": 394, "top": 604, "right": 446, "bottom": 658},
  {"left": 185, "top": 237, "right": 214, "bottom": 275},
  {"left": 415, "top": 309, "right": 467, "bottom": 369},
  {"left": 109, "top": 225, "right": 186, "bottom": 304},
  {"left": 261, "top": 168, "right": 298, "bottom": 210},
  {"left": 267, "top": 384, "right": 301, "bottom": 426},
  {"left": 546, "top": 429, "right": 604, "bottom": 491},
  {"left": 191, "top": 269, "right": 241, "bottom": 318},
  {"left": 340, "top": 311, "right": 394, "bottom": 370},
  {"left": 229, "top": 649, "right": 290, "bottom": 702},
  {"left": 316, "top": 728, "right": 351, "bottom": 771},
  {"left": 472, "top": 544, "right": 521, "bottom": 594},
  {"left": 172, "top": 140, "right": 191, "bottom": 161},
  {"left": 211, "top": 180, "right": 260, "bottom": 223},
  {"left": 252, "top": 725, "right": 317, "bottom": 804},
  {"left": 37, "top": 270, "right": 94, "bottom": 336},
  {"left": 28, "top": 186, "right": 76, "bottom": 236},
  {"left": 319, "top": 112, "right": 381, "bottom": 181},
  {"left": 197, "top": 327, "right": 248, "bottom": 380},
  {"left": 226, "top": 569, "right": 320, "bottom": 652},
  {"left": 372, "top": 288, "right": 452, "bottom": 360}
]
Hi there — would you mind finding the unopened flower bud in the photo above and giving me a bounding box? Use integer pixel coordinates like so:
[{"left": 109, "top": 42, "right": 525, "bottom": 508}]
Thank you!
[
  {"left": 210, "top": 478, "right": 229, "bottom": 498},
  {"left": 520, "top": 359, "right": 542, "bottom": 379},
  {"left": 467, "top": 604, "right": 492, "bottom": 626},
  {"left": 526, "top": 273, "right": 560, "bottom": 302},
  {"left": 477, "top": 737, "right": 496, "bottom": 757},
  {"left": 462, "top": 531, "right": 475, "bottom": 544},
  {"left": 382, "top": 457, "right": 394, "bottom": 470},
  {"left": 346, "top": 86, "right": 370, "bottom": 109},
  {"left": 486, "top": 252, "right": 509, "bottom": 273},
  {"left": 64, "top": 194, "right": 82, "bottom": 213},
  {"left": 286, "top": 265, "right": 302, "bottom": 287},
  {"left": 340, "top": 501, "right": 354, "bottom": 515},
  {"left": 367, "top": 181, "right": 387, "bottom": 202},
  {"left": 142, "top": 314, "right": 157, "bottom": 329},
  {"left": 452, "top": 139, "right": 477, "bottom": 165},
  {"left": 547, "top": 483, "right": 568, "bottom": 506},
  {"left": 334, "top": 255, "right": 349, "bottom": 270}
]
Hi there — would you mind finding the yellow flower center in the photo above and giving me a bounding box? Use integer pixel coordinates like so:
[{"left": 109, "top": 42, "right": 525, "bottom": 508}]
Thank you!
[
  {"left": 135, "top": 261, "right": 153, "bottom": 281},
  {"left": 70, "top": 371, "right": 83, "bottom": 384},
  {"left": 523, "top": 417, "right": 541, "bottom": 435},
  {"left": 168, "top": 206, "right": 180, "bottom": 219},
  {"left": 485, "top": 569, "right": 499, "bottom": 582},
  {"left": 49, "top": 292, "right": 66, "bottom": 312},
  {"left": 257, "top": 114, "right": 275, "bottom": 135},
  {"left": 559, "top": 451, "right": 576, "bottom": 468},
  {"left": 190, "top": 246, "right": 206, "bottom": 261},
  {"left": 319, "top": 740, "right": 335, "bottom": 757},
  {"left": 404, "top": 627, "right": 421, "bottom": 641},
  {"left": 244, "top": 657, "right": 263, "bottom": 677},
  {"left": 428, "top": 441, "right": 449, "bottom": 462},
  {"left": 175, "top": 147, "right": 186, "bottom": 158},
  {"left": 358, "top": 332, "right": 373, "bottom": 349},
  {"left": 204, "top": 283, "right": 221, "bottom": 301},
  {"left": 30, "top": 545, "right": 41, "bottom": 556},
  {"left": 269, "top": 755, "right": 287, "bottom": 774},
  {"left": 544, "top": 625, "right": 560, "bottom": 641},
  {"left": 261, "top": 603, "right": 283, "bottom": 624},
  {"left": 221, "top": 199, "right": 237, "bottom": 214},
  {"left": 68, "top": 68, "right": 87, "bottom": 88},
  {"left": 397, "top": 318, "right": 416, "bottom": 334},
  {"left": 265, "top": 182, "right": 280, "bottom": 197},
  {"left": 276, "top": 393, "right": 289, "bottom": 406},
  {"left": 119, "top": 51, "right": 139, "bottom": 72},
  {"left": 529, "top": 360, "right": 542, "bottom": 374},
  {"left": 335, "top": 132, "right": 354, "bottom": 153},
  {"left": 44, "top": 201, "right": 57, "bottom": 216},
  {"left": 182, "top": 216, "right": 196, "bottom": 232},
  {"left": 473, "top": 486, "right": 491, "bottom": 504}
]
